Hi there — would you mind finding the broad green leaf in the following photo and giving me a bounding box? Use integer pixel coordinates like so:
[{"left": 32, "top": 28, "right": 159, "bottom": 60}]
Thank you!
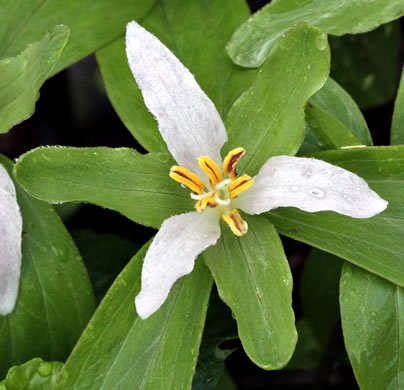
[
  {"left": 225, "top": 24, "right": 330, "bottom": 176},
  {"left": 192, "top": 288, "right": 237, "bottom": 390},
  {"left": 13, "top": 147, "right": 194, "bottom": 229},
  {"left": 303, "top": 77, "right": 373, "bottom": 151},
  {"left": 0, "top": 155, "right": 95, "bottom": 378},
  {"left": 288, "top": 249, "right": 343, "bottom": 369},
  {"left": 226, "top": 0, "right": 404, "bottom": 67},
  {"left": 71, "top": 230, "right": 140, "bottom": 302},
  {"left": 0, "top": 25, "right": 69, "bottom": 133},
  {"left": 340, "top": 263, "right": 404, "bottom": 389},
  {"left": 203, "top": 215, "right": 297, "bottom": 370},
  {"left": 0, "top": 358, "right": 63, "bottom": 389},
  {"left": 266, "top": 146, "right": 404, "bottom": 287},
  {"left": 97, "top": 0, "right": 256, "bottom": 152},
  {"left": 0, "top": 0, "right": 157, "bottom": 75},
  {"left": 54, "top": 241, "right": 213, "bottom": 390},
  {"left": 330, "top": 22, "right": 401, "bottom": 110},
  {"left": 391, "top": 66, "right": 404, "bottom": 145}
]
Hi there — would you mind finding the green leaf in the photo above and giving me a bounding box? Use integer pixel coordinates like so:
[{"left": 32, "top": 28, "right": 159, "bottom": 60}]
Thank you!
[
  {"left": 97, "top": 0, "right": 256, "bottom": 152},
  {"left": 0, "top": 25, "right": 69, "bottom": 133},
  {"left": 303, "top": 78, "right": 373, "bottom": 151},
  {"left": 0, "top": 0, "right": 157, "bottom": 75},
  {"left": 340, "top": 263, "right": 404, "bottom": 389},
  {"left": 224, "top": 24, "right": 330, "bottom": 176},
  {"left": 330, "top": 21, "right": 402, "bottom": 110},
  {"left": 54, "top": 241, "right": 213, "bottom": 390},
  {"left": 266, "top": 146, "right": 404, "bottom": 287},
  {"left": 13, "top": 147, "right": 194, "bottom": 229},
  {"left": 226, "top": 0, "right": 404, "bottom": 67},
  {"left": 203, "top": 215, "right": 297, "bottom": 370},
  {"left": 71, "top": 230, "right": 140, "bottom": 302},
  {"left": 0, "top": 358, "right": 63, "bottom": 389},
  {"left": 0, "top": 155, "right": 95, "bottom": 378},
  {"left": 391, "top": 66, "right": 404, "bottom": 145},
  {"left": 288, "top": 249, "right": 343, "bottom": 369}
]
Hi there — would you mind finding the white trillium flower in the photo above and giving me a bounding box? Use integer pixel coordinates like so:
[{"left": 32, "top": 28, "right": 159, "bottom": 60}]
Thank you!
[
  {"left": 125, "top": 21, "right": 388, "bottom": 320},
  {"left": 0, "top": 164, "right": 23, "bottom": 316}
]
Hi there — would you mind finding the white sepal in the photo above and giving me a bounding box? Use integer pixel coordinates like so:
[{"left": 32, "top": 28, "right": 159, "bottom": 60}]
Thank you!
[
  {"left": 235, "top": 155, "right": 388, "bottom": 218},
  {"left": 126, "top": 22, "right": 227, "bottom": 177},
  {"left": 135, "top": 211, "right": 221, "bottom": 320},
  {"left": 0, "top": 165, "right": 22, "bottom": 316}
]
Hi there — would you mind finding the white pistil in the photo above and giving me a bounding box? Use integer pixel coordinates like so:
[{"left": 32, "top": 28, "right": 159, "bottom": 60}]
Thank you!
[
  {"left": 214, "top": 179, "right": 232, "bottom": 190},
  {"left": 190, "top": 190, "right": 215, "bottom": 200},
  {"left": 214, "top": 193, "right": 231, "bottom": 205}
]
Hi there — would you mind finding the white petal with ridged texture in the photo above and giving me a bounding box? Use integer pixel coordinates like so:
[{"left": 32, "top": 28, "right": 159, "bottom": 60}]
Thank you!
[
  {"left": 135, "top": 211, "right": 221, "bottom": 320},
  {"left": 126, "top": 22, "right": 227, "bottom": 177},
  {"left": 0, "top": 165, "right": 22, "bottom": 315},
  {"left": 235, "top": 156, "right": 388, "bottom": 218}
]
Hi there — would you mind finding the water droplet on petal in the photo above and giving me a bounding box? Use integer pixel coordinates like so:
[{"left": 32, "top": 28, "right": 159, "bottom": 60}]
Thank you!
[{"left": 309, "top": 188, "right": 325, "bottom": 198}]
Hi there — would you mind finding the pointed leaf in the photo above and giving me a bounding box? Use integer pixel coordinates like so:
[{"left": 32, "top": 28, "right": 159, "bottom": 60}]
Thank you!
[
  {"left": 0, "top": 156, "right": 95, "bottom": 378},
  {"left": 0, "top": 25, "right": 69, "bottom": 133},
  {"left": 340, "top": 263, "right": 404, "bottom": 389},
  {"left": 97, "top": 0, "right": 256, "bottom": 152},
  {"left": 227, "top": 0, "right": 404, "bottom": 68},
  {"left": 0, "top": 0, "right": 157, "bottom": 74},
  {"left": 0, "top": 358, "right": 63, "bottom": 388},
  {"left": 203, "top": 215, "right": 297, "bottom": 369},
  {"left": 391, "top": 66, "right": 404, "bottom": 145},
  {"left": 13, "top": 147, "right": 194, "bottom": 229},
  {"left": 224, "top": 24, "right": 330, "bottom": 176},
  {"left": 54, "top": 241, "right": 213, "bottom": 390},
  {"left": 266, "top": 146, "right": 404, "bottom": 287}
]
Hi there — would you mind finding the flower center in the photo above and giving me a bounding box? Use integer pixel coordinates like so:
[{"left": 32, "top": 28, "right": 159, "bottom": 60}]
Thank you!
[{"left": 169, "top": 147, "right": 254, "bottom": 236}]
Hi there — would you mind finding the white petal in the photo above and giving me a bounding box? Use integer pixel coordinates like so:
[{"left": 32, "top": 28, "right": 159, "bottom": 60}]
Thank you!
[
  {"left": 135, "top": 211, "right": 221, "bottom": 320},
  {"left": 126, "top": 22, "right": 227, "bottom": 176},
  {"left": 0, "top": 165, "right": 22, "bottom": 315},
  {"left": 236, "top": 155, "right": 388, "bottom": 218}
]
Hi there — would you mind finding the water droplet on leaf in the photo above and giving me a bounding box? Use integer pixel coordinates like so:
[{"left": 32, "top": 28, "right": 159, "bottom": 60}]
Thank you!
[{"left": 38, "top": 362, "right": 53, "bottom": 377}]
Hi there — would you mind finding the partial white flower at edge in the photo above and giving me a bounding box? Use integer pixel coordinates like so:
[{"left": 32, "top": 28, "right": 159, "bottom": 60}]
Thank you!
[
  {"left": 125, "top": 21, "right": 388, "bottom": 320},
  {"left": 0, "top": 164, "right": 22, "bottom": 316}
]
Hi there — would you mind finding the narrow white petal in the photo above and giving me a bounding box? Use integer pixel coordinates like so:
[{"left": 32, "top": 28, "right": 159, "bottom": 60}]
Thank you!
[
  {"left": 236, "top": 156, "right": 388, "bottom": 218},
  {"left": 126, "top": 22, "right": 227, "bottom": 175},
  {"left": 0, "top": 165, "right": 22, "bottom": 315},
  {"left": 135, "top": 211, "right": 221, "bottom": 320}
]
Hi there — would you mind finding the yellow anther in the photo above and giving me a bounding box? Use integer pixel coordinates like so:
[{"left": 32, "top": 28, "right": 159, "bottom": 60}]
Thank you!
[
  {"left": 222, "top": 209, "right": 248, "bottom": 237},
  {"left": 228, "top": 175, "right": 254, "bottom": 199},
  {"left": 169, "top": 166, "right": 205, "bottom": 195},
  {"left": 198, "top": 156, "right": 223, "bottom": 187},
  {"left": 195, "top": 196, "right": 218, "bottom": 212},
  {"left": 223, "top": 147, "right": 246, "bottom": 180}
]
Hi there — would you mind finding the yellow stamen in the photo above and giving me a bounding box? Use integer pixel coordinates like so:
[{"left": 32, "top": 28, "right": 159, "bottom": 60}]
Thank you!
[
  {"left": 222, "top": 209, "right": 248, "bottom": 237},
  {"left": 195, "top": 197, "right": 218, "bottom": 212},
  {"left": 228, "top": 175, "right": 254, "bottom": 199},
  {"left": 223, "top": 147, "right": 246, "bottom": 180},
  {"left": 198, "top": 156, "right": 223, "bottom": 187},
  {"left": 169, "top": 166, "right": 205, "bottom": 195}
]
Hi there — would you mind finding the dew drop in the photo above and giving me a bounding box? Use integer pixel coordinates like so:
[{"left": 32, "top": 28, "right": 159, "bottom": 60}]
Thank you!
[
  {"left": 371, "top": 319, "right": 376, "bottom": 325},
  {"left": 309, "top": 188, "right": 325, "bottom": 198},
  {"left": 290, "top": 185, "right": 299, "bottom": 192},
  {"left": 371, "top": 311, "right": 377, "bottom": 318},
  {"left": 307, "top": 64, "right": 311, "bottom": 70},
  {"left": 38, "top": 362, "right": 53, "bottom": 377},
  {"left": 303, "top": 76, "right": 308, "bottom": 83},
  {"left": 315, "top": 33, "right": 327, "bottom": 50}
]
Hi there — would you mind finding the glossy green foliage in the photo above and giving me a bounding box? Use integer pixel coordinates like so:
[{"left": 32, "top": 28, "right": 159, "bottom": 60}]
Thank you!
[
  {"left": 0, "top": 25, "right": 69, "bottom": 133},
  {"left": 13, "top": 147, "right": 194, "bottom": 229},
  {"left": 54, "top": 243, "right": 213, "bottom": 390},
  {"left": 0, "top": 156, "right": 95, "bottom": 378},
  {"left": 391, "top": 66, "right": 404, "bottom": 145},
  {"left": 203, "top": 215, "right": 296, "bottom": 370},
  {"left": 97, "top": 0, "right": 256, "bottom": 153},
  {"left": 340, "top": 263, "right": 404, "bottom": 389},
  {"left": 224, "top": 24, "right": 330, "bottom": 176},
  {"left": 226, "top": 0, "right": 404, "bottom": 67},
  {"left": 71, "top": 230, "right": 140, "bottom": 302},
  {"left": 0, "top": 358, "right": 63, "bottom": 389},
  {"left": 330, "top": 22, "right": 402, "bottom": 110},
  {"left": 288, "top": 249, "right": 343, "bottom": 369},
  {"left": 0, "top": 0, "right": 156, "bottom": 75},
  {"left": 267, "top": 146, "right": 404, "bottom": 287}
]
